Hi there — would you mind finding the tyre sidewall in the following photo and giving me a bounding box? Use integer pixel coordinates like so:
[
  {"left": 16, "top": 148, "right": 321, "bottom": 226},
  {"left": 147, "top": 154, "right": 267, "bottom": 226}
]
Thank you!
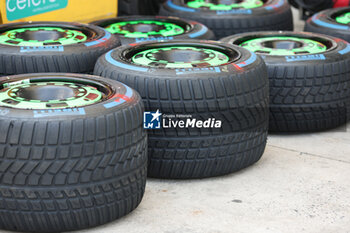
[
  {"left": 221, "top": 32, "right": 350, "bottom": 67},
  {"left": 91, "top": 16, "right": 214, "bottom": 45},
  {"left": 0, "top": 73, "right": 141, "bottom": 120},
  {"left": 161, "top": 0, "right": 291, "bottom": 17},
  {"left": 96, "top": 40, "right": 264, "bottom": 78},
  {"left": 305, "top": 7, "right": 350, "bottom": 40},
  {"left": 0, "top": 22, "right": 119, "bottom": 55}
]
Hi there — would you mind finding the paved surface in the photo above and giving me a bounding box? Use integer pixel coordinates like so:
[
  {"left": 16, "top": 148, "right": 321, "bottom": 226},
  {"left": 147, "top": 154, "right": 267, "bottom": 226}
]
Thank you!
[
  {"left": 2, "top": 8, "right": 350, "bottom": 233},
  {"left": 65, "top": 125, "right": 349, "bottom": 233},
  {"left": 293, "top": 7, "right": 305, "bottom": 31}
]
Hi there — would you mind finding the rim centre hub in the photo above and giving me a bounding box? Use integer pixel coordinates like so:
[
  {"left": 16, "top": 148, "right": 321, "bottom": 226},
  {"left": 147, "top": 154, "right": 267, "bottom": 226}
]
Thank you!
[
  {"left": 150, "top": 49, "right": 211, "bottom": 63},
  {"left": 131, "top": 46, "right": 231, "bottom": 68},
  {"left": 105, "top": 20, "right": 185, "bottom": 38},
  {"left": 0, "top": 27, "right": 88, "bottom": 46},
  {"left": 187, "top": 0, "right": 264, "bottom": 10},
  {"left": 17, "top": 85, "right": 76, "bottom": 102},
  {"left": 16, "top": 29, "right": 67, "bottom": 42},
  {"left": 261, "top": 40, "right": 304, "bottom": 50},
  {"left": 240, "top": 36, "right": 327, "bottom": 55},
  {"left": 0, "top": 81, "right": 103, "bottom": 109},
  {"left": 122, "top": 23, "right": 165, "bottom": 33}
]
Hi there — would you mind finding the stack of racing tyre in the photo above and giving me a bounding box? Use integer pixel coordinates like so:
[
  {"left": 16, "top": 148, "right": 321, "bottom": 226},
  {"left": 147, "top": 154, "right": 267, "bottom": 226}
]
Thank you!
[
  {"left": 0, "top": 0, "right": 350, "bottom": 232},
  {"left": 94, "top": 40, "right": 270, "bottom": 179},
  {"left": 0, "top": 21, "right": 148, "bottom": 232},
  {"left": 221, "top": 31, "right": 350, "bottom": 132}
]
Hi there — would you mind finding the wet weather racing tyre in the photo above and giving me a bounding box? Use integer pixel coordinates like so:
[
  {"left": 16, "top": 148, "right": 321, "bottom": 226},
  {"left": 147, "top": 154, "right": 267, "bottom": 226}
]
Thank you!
[
  {"left": 221, "top": 31, "right": 350, "bottom": 132},
  {"left": 159, "top": 0, "right": 293, "bottom": 39},
  {"left": 305, "top": 7, "right": 350, "bottom": 43},
  {"left": 0, "top": 22, "right": 120, "bottom": 75},
  {"left": 94, "top": 40, "right": 269, "bottom": 179},
  {"left": 0, "top": 73, "right": 147, "bottom": 232},
  {"left": 90, "top": 16, "right": 214, "bottom": 45}
]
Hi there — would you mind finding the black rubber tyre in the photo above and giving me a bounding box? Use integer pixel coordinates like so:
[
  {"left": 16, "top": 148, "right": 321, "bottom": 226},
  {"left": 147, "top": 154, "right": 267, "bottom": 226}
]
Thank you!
[
  {"left": 305, "top": 7, "right": 350, "bottom": 43},
  {"left": 221, "top": 31, "right": 350, "bottom": 132},
  {"left": 90, "top": 16, "right": 214, "bottom": 45},
  {"left": 0, "top": 22, "right": 120, "bottom": 75},
  {"left": 118, "top": 0, "right": 165, "bottom": 15},
  {"left": 0, "top": 73, "right": 147, "bottom": 232},
  {"left": 94, "top": 40, "right": 269, "bottom": 179},
  {"left": 159, "top": 0, "right": 293, "bottom": 39}
]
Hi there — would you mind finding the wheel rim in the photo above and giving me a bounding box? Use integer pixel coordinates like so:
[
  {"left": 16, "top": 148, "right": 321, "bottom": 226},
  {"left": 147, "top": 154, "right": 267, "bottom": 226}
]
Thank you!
[
  {"left": 186, "top": 0, "right": 264, "bottom": 10},
  {"left": 239, "top": 36, "right": 328, "bottom": 55},
  {"left": 0, "top": 80, "right": 104, "bottom": 109},
  {"left": 105, "top": 20, "right": 186, "bottom": 38},
  {"left": 335, "top": 12, "right": 350, "bottom": 25},
  {"left": 131, "top": 46, "right": 231, "bottom": 68},
  {"left": 0, "top": 27, "right": 88, "bottom": 46}
]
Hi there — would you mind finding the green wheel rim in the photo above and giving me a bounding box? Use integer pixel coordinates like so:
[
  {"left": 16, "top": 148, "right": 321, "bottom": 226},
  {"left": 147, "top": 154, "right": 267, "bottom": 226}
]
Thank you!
[
  {"left": 336, "top": 12, "right": 350, "bottom": 25},
  {"left": 105, "top": 20, "right": 185, "bottom": 38},
  {"left": 0, "top": 80, "right": 102, "bottom": 109},
  {"left": 131, "top": 46, "right": 230, "bottom": 68},
  {"left": 239, "top": 36, "right": 327, "bottom": 55},
  {"left": 0, "top": 27, "right": 88, "bottom": 46},
  {"left": 187, "top": 0, "right": 264, "bottom": 10}
]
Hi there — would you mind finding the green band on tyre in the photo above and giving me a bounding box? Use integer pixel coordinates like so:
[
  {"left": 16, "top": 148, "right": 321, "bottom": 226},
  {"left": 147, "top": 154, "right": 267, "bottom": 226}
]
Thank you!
[
  {"left": 0, "top": 81, "right": 102, "bottom": 109},
  {"left": 105, "top": 20, "right": 185, "bottom": 38},
  {"left": 239, "top": 36, "right": 327, "bottom": 55},
  {"left": 131, "top": 46, "right": 230, "bottom": 68},
  {"left": 0, "top": 27, "right": 88, "bottom": 46},
  {"left": 336, "top": 12, "right": 350, "bottom": 25},
  {"left": 187, "top": 0, "right": 264, "bottom": 10}
]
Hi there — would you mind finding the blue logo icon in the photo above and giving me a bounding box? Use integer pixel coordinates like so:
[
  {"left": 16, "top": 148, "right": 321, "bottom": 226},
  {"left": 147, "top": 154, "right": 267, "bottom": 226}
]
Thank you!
[{"left": 144, "top": 110, "right": 162, "bottom": 129}]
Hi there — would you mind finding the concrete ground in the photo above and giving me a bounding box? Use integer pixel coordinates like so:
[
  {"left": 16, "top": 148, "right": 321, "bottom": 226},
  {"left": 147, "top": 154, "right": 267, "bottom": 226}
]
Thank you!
[
  {"left": 293, "top": 7, "right": 305, "bottom": 31},
  {"left": 67, "top": 124, "right": 349, "bottom": 233},
  {"left": 2, "top": 8, "right": 350, "bottom": 233}
]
